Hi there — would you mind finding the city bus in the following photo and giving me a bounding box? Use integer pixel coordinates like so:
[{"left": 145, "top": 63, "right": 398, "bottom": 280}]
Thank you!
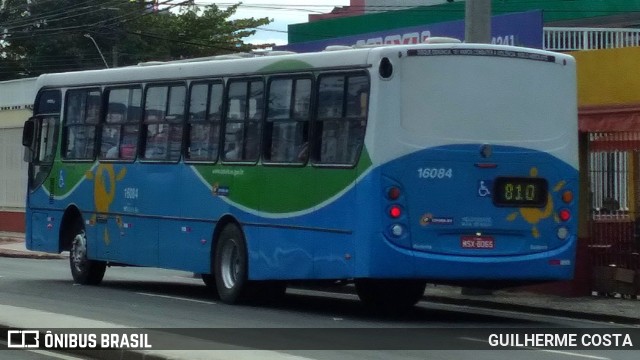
[{"left": 21, "top": 41, "right": 578, "bottom": 308}]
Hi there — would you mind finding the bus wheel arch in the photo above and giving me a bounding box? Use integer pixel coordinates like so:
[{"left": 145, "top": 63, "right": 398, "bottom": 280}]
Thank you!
[
  {"left": 201, "top": 215, "right": 241, "bottom": 297},
  {"left": 61, "top": 206, "right": 106, "bottom": 285},
  {"left": 59, "top": 205, "right": 84, "bottom": 252},
  {"left": 211, "top": 218, "right": 287, "bottom": 304}
]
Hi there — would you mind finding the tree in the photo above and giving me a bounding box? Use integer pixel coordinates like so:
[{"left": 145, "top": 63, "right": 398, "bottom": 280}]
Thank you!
[{"left": 0, "top": 0, "right": 272, "bottom": 79}]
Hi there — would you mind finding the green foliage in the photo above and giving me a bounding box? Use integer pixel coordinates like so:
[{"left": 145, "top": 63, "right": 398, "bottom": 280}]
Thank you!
[{"left": 0, "top": 0, "right": 272, "bottom": 79}]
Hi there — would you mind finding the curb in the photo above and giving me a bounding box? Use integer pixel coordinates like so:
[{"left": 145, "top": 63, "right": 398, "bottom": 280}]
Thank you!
[
  {"left": 423, "top": 295, "right": 640, "bottom": 326},
  {"left": 0, "top": 238, "right": 67, "bottom": 260},
  {"left": 0, "top": 249, "right": 66, "bottom": 260},
  {"left": 300, "top": 284, "right": 640, "bottom": 326}
]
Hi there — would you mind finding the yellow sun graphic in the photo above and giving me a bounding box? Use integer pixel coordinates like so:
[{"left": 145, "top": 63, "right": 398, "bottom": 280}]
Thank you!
[
  {"left": 85, "top": 164, "right": 127, "bottom": 245},
  {"left": 506, "top": 167, "right": 565, "bottom": 238}
]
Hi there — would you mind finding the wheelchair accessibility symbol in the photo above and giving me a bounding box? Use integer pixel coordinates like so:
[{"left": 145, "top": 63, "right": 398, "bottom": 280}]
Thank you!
[{"left": 478, "top": 180, "right": 491, "bottom": 197}]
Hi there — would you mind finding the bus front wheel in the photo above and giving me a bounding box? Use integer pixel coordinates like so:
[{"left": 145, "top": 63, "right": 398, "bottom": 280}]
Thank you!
[
  {"left": 214, "top": 223, "right": 251, "bottom": 304},
  {"left": 355, "top": 279, "right": 426, "bottom": 310},
  {"left": 70, "top": 228, "right": 106, "bottom": 285}
]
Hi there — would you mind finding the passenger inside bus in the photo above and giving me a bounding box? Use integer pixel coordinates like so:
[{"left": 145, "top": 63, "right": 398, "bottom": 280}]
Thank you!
[
  {"left": 224, "top": 128, "right": 242, "bottom": 160},
  {"left": 103, "top": 111, "right": 124, "bottom": 159}
]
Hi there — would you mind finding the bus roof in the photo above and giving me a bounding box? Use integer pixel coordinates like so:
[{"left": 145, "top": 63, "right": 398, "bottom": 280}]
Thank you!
[{"left": 34, "top": 43, "right": 573, "bottom": 90}]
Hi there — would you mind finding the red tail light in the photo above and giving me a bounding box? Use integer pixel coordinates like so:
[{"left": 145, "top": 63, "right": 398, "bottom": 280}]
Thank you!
[
  {"left": 388, "top": 187, "right": 401, "bottom": 200},
  {"left": 559, "top": 209, "right": 571, "bottom": 222},
  {"left": 389, "top": 205, "right": 402, "bottom": 218}
]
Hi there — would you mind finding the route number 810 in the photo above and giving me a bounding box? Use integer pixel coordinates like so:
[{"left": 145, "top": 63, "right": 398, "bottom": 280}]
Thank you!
[{"left": 417, "top": 168, "right": 453, "bottom": 179}]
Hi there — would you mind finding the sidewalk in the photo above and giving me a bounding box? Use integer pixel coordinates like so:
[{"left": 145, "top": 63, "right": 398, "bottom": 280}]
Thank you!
[
  {"left": 1, "top": 232, "right": 638, "bottom": 326},
  {"left": 0, "top": 231, "right": 65, "bottom": 259}
]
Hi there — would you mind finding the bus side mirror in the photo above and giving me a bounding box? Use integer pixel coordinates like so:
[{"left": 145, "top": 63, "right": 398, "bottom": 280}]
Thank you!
[{"left": 22, "top": 118, "right": 35, "bottom": 147}]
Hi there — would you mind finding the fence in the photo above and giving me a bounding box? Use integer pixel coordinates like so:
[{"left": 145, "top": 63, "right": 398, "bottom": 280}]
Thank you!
[
  {"left": 586, "top": 132, "right": 640, "bottom": 295},
  {"left": 544, "top": 27, "right": 640, "bottom": 51}
]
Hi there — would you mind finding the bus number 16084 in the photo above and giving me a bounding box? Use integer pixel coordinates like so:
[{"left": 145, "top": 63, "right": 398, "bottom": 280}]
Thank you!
[{"left": 417, "top": 168, "right": 453, "bottom": 179}]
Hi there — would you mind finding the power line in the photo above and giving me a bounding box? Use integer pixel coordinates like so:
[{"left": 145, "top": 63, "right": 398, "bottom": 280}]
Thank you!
[
  {"left": 2, "top": 0, "right": 187, "bottom": 42},
  {"left": 2, "top": 0, "right": 122, "bottom": 30}
]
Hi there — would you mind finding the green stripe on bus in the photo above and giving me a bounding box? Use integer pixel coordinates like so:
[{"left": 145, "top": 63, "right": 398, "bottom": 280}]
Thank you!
[{"left": 194, "top": 149, "right": 372, "bottom": 213}]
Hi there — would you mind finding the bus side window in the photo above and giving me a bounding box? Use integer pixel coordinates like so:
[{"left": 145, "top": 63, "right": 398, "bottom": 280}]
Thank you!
[
  {"left": 63, "top": 89, "right": 100, "bottom": 160},
  {"left": 314, "top": 73, "right": 368, "bottom": 165},
  {"left": 346, "top": 75, "right": 368, "bottom": 163},
  {"left": 167, "top": 85, "right": 186, "bottom": 160},
  {"left": 186, "top": 82, "right": 222, "bottom": 162},
  {"left": 264, "top": 77, "right": 311, "bottom": 164},
  {"left": 99, "top": 87, "right": 142, "bottom": 161},
  {"left": 222, "top": 79, "right": 263, "bottom": 162},
  {"left": 142, "top": 84, "right": 185, "bottom": 162},
  {"left": 101, "top": 103, "right": 125, "bottom": 159}
]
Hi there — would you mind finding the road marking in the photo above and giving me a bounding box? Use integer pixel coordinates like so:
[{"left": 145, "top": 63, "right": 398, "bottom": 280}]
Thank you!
[
  {"left": 136, "top": 292, "right": 216, "bottom": 305},
  {"left": 460, "top": 337, "right": 611, "bottom": 360},
  {"left": 0, "top": 339, "right": 86, "bottom": 360},
  {"left": 533, "top": 349, "right": 611, "bottom": 360}
]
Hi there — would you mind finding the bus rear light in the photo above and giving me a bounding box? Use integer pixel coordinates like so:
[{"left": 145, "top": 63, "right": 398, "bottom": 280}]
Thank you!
[
  {"left": 562, "top": 190, "right": 573, "bottom": 204},
  {"left": 389, "top": 205, "right": 402, "bottom": 219},
  {"left": 557, "top": 226, "right": 569, "bottom": 240},
  {"left": 390, "top": 224, "right": 404, "bottom": 237},
  {"left": 559, "top": 209, "right": 571, "bottom": 222},
  {"left": 474, "top": 163, "right": 498, "bottom": 169},
  {"left": 387, "top": 187, "right": 401, "bottom": 200}
]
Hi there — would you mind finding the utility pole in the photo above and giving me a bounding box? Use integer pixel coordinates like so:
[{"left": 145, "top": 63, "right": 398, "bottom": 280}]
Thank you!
[
  {"left": 463, "top": 2, "right": 494, "bottom": 297},
  {"left": 464, "top": 0, "right": 492, "bottom": 43}
]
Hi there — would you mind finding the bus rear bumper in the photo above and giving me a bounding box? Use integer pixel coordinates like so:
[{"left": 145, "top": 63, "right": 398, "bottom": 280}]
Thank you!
[{"left": 365, "top": 235, "right": 578, "bottom": 282}]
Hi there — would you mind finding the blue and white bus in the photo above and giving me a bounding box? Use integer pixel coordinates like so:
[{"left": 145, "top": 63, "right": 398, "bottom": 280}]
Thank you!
[{"left": 21, "top": 41, "right": 578, "bottom": 308}]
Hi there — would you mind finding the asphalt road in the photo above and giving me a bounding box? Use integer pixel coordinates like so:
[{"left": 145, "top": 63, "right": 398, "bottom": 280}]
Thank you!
[{"left": 0, "top": 257, "right": 638, "bottom": 360}]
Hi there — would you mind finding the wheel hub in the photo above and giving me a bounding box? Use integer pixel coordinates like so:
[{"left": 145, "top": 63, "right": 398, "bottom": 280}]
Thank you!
[
  {"left": 221, "top": 239, "right": 240, "bottom": 289},
  {"left": 71, "top": 232, "right": 87, "bottom": 273}
]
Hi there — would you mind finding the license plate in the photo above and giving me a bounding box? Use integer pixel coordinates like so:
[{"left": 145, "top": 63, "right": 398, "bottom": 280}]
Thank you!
[{"left": 461, "top": 235, "right": 494, "bottom": 249}]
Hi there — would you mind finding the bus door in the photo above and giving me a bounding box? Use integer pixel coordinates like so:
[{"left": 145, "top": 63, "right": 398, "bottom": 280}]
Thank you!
[{"left": 22, "top": 90, "right": 61, "bottom": 252}]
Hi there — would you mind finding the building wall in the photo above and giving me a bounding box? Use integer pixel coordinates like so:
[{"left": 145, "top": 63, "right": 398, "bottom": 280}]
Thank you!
[
  {"left": 0, "top": 78, "right": 36, "bottom": 233},
  {"left": 568, "top": 48, "right": 640, "bottom": 296},
  {"left": 363, "top": 0, "right": 450, "bottom": 14},
  {"left": 290, "top": 0, "right": 640, "bottom": 43},
  {"left": 308, "top": 0, "right": 364, "bottom": 22},
  {"left": 572, "top": 47, "right": 640, "bottom": 107}
]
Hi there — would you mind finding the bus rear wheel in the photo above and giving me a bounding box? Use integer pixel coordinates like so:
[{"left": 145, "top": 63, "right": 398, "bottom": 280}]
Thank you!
[
  {"left": 214, "top": 223, "right": 251, "bottom": 304},
  {"left": 355, "top": 279, "right": 426, "bottom": 310},
  {"left": 70, "top": 228, "right": 106, "bottom": 285}
]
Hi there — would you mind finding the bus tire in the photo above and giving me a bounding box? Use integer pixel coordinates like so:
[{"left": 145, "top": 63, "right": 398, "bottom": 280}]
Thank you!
[
  {"left": 214, "top": 223, "right": 251, "bottom": 304},
  {"left": 355, "top": 279, "right": 426, "bottom": 310},
  {"left": 69, "top": 227, "right": 106, "bottom": 285}
]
